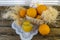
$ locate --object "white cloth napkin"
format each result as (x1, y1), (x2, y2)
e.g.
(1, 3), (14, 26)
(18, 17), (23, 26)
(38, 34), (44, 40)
(12, 21), (38, 40)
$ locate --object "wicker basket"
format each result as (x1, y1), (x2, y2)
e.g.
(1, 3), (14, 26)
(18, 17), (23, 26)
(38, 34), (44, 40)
(26, 15), (44, 25)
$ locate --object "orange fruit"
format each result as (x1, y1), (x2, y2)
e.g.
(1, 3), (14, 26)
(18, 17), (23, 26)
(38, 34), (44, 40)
(36, 15), (41, 19)
(27, 8), (37, 18)
(19, 8), (26, 18)
(37, 5), (47, 15)
(38, 24), (50, 36)
(22, 21), (33, 32)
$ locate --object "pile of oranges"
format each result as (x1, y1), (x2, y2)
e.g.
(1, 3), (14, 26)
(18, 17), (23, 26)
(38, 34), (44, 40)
(19, 5), (47, 19)
(19, 5), (51, 36)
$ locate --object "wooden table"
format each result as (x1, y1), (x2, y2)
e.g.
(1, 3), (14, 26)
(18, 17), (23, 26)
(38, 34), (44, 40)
(0, 6), (60, 40)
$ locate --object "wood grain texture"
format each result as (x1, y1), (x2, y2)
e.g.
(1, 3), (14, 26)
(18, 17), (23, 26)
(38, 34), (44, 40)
(0, 27), (60, 36)
(0, 20), (13, 27)
(0, 35), (20, 40)
(0, 27), (16, 35)
(0, 35), (60, 40)
(32, 34), (60, 40)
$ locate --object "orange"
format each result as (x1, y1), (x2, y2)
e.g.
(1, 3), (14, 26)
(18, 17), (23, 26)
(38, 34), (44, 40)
(37, 5), (47, 15)
(22, 21), (33, 32)
(19, 8), (26, 18)
(38, 24), (50, 36)
(36, 15), (41, 19)
(27, 8), (37, 18)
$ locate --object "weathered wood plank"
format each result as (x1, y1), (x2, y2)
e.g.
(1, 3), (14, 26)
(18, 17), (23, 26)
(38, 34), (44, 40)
(0, 27), (16, 35)
(0, 35), (20, 40)
(0, 27), (60, 36)
(54, 37), (60, 40)
(0, 35), (60, 40)
(50, 28), (60, 36)
(32, 34), (60, 40)
(0, 20), (13, 27)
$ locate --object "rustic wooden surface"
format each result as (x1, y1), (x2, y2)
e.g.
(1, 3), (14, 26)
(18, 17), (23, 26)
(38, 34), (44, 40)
(0, 6), (60, 40)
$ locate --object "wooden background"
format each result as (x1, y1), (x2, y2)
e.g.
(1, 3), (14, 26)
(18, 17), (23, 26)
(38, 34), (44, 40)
(0, 6), (60, 40)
